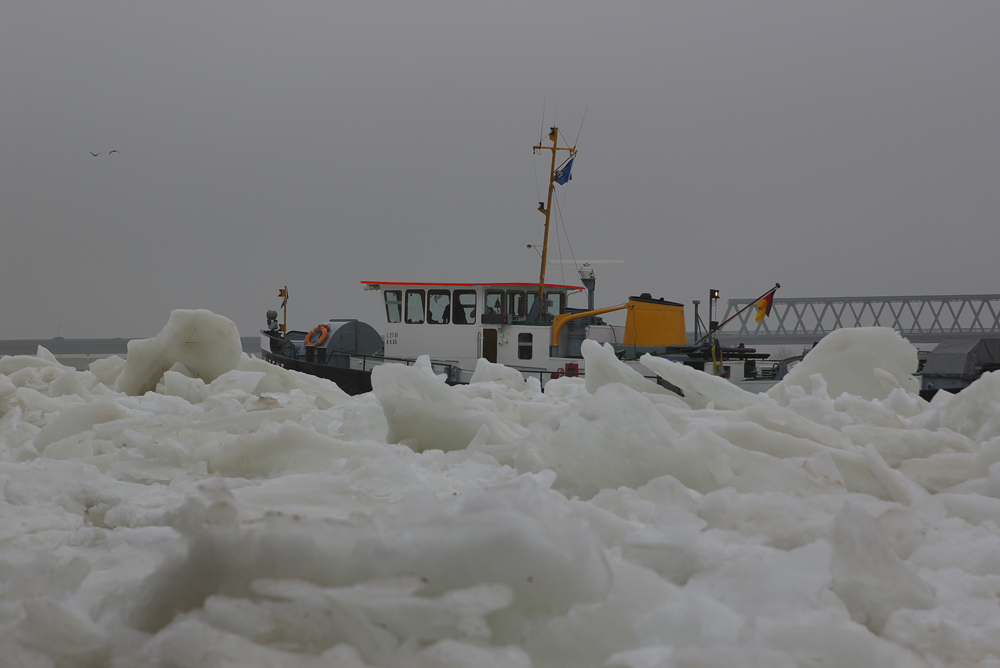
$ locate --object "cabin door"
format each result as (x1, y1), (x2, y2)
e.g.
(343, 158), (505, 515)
(482, 329), (498, 363)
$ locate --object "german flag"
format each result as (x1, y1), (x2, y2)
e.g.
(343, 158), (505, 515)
(755, 289), (776, 323)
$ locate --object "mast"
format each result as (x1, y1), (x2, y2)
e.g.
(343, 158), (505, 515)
(533, 127), (577, 315)
(279, 286), (289, 340)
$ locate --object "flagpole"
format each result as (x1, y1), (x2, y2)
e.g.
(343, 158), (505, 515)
(696, 283), (780, 344)
(533, 128), (577, 318)
(279, 286), (289, 340)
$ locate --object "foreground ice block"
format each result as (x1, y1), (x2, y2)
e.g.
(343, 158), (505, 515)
(515, 383), (841, 498)
(770, 327), (919, 401)
(9, 307), (1000, 666)
(830, 504), (936, 633)
(581, 339), (673, 397)
(641, 352), (767, 410)
(915, 371), (1000, 443)
(372, 362), (526, 452)
(116, 309), (243, 396)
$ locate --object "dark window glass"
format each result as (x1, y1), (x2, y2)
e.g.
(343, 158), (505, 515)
(485, 290), (504, 315)
(405, 290), (425, 324)
(507, 291), (526, 317)
(518, 333), (533, 360)
(452, 290), (477, 324)
(427, 290), (451, 324)
(384, 290), (402, 323)
(548, 292), (565, 315)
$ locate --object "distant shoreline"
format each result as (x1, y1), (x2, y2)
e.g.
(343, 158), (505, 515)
(0, 336), (262, 370)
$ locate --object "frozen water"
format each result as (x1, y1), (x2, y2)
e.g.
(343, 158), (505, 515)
(3, 315), (1000, 666)
(115, 309), (243, 395)
(768, 326), (920, 401)
(373, 361), (527, 452)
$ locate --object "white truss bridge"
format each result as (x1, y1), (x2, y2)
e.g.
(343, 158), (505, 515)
(717, 294), (1000, 345)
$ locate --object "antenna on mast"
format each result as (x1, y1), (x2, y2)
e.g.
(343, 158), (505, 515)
(538, 100), (546, 148)
(573, 106), (588, 148)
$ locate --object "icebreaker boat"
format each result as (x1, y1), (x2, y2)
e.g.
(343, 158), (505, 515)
(359, 278), (692, 385)
(261, 275), (697, 393)
(262, 127), (773, 394)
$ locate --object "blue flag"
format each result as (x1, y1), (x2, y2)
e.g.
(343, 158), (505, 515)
(554, 158), (574, 185)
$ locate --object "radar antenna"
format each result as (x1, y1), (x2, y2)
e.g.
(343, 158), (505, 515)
(550, 260), (623, 310)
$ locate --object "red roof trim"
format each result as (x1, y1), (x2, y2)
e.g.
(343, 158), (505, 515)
(361, 281), (583, 291)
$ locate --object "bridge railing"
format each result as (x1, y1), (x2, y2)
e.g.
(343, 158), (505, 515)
(717, 294), (1000, 344)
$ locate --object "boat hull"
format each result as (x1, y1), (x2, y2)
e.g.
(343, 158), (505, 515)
(261, 349), (373, 395)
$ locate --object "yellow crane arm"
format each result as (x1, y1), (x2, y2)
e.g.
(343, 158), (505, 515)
(551, 304), (628, 346)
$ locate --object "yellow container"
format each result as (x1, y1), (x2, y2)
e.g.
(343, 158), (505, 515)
(624, 294), (686, 346)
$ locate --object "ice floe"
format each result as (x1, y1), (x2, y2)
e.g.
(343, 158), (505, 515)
(3, 311), (1000, 666)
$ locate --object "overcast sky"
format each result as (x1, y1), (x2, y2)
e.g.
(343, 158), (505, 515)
(2, 2), (998, 340)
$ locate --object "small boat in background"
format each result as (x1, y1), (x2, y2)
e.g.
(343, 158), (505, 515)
(260, 314), (383, 395)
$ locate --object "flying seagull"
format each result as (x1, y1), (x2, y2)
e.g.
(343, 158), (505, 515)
(90, 152), (100, 157)
(109, 150), (119, 155)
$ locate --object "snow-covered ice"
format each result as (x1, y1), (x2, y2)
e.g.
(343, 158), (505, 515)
(4, 312), (1000, 666)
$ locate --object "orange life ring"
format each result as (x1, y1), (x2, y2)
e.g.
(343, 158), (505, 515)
(304, 324), (330, 347)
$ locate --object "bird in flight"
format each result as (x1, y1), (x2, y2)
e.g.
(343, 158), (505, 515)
(109, 150), (119, 155)
(90, 152), (100, 157)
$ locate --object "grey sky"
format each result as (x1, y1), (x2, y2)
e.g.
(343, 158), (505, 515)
(2, 2), (998, 340)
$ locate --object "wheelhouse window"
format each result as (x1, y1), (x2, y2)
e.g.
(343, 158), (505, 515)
(453, 290), (477, 325)
(384, 290), (402, 323)
(427, 290), (451, 324)
(548, 291), (565, 315)
(507, 290), (526, 317)
(484, 290), (505, 315)
(518, 333), (533, 360)
(404, 290), (425, 324)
